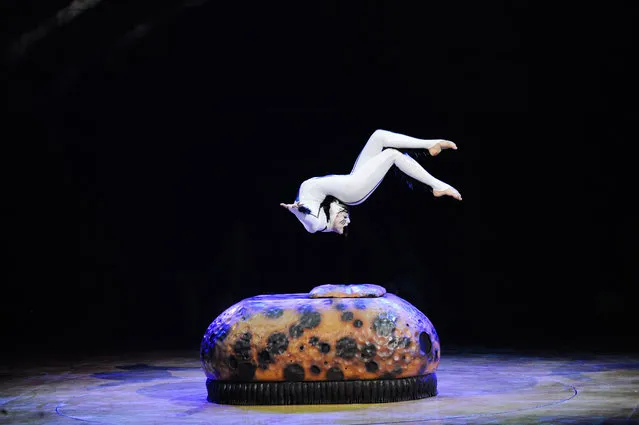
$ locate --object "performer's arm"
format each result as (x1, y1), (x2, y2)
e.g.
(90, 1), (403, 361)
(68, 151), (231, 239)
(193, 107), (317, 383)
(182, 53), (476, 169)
(280, 202), (326, 233)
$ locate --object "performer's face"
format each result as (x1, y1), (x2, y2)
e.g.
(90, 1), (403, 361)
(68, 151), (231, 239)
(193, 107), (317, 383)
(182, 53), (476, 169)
(333, 211), (350, 234)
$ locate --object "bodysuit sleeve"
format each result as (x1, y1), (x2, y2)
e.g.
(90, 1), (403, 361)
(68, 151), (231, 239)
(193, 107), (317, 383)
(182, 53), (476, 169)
(289, 207), (327, 233)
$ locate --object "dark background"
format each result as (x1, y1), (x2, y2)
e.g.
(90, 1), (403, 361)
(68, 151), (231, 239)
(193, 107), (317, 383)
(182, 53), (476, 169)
(2, 1), (637, 359)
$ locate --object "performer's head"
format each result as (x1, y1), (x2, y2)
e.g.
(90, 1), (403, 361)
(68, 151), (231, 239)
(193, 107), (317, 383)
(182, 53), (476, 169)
(325, 198), (350, 235)
(331, 209), (350, 235)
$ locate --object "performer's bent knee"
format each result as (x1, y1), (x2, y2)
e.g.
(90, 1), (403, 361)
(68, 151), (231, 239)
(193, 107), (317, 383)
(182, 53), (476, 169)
(380, 147), (402, 160)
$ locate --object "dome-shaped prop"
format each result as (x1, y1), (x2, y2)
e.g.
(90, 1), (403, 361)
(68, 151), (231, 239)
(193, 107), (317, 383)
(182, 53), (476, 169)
(200, 284), (440, 405)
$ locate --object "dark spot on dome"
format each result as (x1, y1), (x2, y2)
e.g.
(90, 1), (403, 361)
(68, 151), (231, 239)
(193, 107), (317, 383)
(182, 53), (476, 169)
(372, 314), (396, 337)
(322, 299), (333, 306)
(419, 332), (432, 355)
(298, 304), (314, 313)
(289, 324), (304, 339)
(233, 333), (252, 360)
(228, 356), (238, 369)
(257, 350), (272, 370)
(263, 307), (284, 319)
(324, 361), (328, 365)
(319, 342), (331, 354)
(353, 319), (363, 328)
(236, 362), (256, 381)
(354, 300), (367, 310)
(326, 367), (344, 380)
(284, 364), (305, 381)
(335, 303), (347, 311)
(341, 311), (354, 321)
(365, 361), (379, 373)
(299, 345), (304, 351)
(299, 311), (321, 329)
(217, 329), (228, 341)
(361, 343), (377, 359)
(309, 336), (319, 346)
(267, 332), (289, 355)
(392, 366), (403, 375)
(335, 337), (358, 359)
(310, 365), (321, 375)
(388, 336), (411, 350)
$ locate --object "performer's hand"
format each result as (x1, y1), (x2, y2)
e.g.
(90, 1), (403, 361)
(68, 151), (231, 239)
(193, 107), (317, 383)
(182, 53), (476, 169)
(280, 201), (302, 210)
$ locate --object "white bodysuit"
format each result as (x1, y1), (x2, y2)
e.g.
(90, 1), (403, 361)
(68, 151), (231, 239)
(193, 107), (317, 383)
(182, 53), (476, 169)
(289, 129), (454, 233)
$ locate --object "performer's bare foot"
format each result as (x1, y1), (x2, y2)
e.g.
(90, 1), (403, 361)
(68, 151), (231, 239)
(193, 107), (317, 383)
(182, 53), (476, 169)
(433, 186), (462, 201)
(429, 140), (457, 157)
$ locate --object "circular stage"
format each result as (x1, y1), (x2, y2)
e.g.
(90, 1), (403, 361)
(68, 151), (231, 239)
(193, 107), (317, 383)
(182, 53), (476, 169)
(1, 350), (638, 424)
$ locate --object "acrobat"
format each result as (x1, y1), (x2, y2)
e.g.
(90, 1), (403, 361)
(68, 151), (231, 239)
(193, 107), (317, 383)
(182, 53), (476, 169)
(280, 129), (461, 234)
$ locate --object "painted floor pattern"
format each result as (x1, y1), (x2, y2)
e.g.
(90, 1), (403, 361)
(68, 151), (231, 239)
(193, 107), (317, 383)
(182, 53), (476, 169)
(1, 350), (637, 424)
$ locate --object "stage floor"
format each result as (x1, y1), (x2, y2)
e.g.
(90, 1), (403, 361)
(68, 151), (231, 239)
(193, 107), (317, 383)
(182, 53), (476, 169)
(1, 349), (637, 424)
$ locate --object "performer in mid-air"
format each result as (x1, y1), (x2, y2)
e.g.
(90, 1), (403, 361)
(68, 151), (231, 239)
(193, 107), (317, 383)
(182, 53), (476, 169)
(280, 129), (462, 235)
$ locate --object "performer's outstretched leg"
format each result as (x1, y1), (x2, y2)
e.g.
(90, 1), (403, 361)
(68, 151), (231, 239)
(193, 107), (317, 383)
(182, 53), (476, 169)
(350, 129), (457, 174)
(316, 148), (461, 206)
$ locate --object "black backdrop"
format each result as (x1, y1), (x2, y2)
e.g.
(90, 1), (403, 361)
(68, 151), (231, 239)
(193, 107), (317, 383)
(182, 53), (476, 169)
(2, 2), (637, 359)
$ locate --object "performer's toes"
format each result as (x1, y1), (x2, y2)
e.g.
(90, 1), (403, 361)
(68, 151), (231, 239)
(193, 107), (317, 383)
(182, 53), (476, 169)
(429, 140), (457, 156)
(433, 187), (462, 201)
(442, 140), (457, 150)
